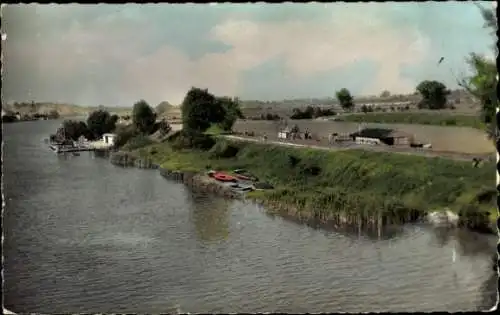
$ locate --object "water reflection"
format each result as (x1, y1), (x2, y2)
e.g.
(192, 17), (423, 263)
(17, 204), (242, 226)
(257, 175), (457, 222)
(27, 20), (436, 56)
(188, 192), (231, 244)
(429, 226), (495, 257)
(264, 211), (405, 241)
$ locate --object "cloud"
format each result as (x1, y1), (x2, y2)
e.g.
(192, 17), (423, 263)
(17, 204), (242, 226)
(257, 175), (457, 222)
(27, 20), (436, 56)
(1, 3), (493, 106)
(122, 6), (430, 104)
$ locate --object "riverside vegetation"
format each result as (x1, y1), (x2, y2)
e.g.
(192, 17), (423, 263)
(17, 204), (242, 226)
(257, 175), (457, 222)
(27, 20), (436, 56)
(126, 135), (495, 233)
(110, 87), (496, 234)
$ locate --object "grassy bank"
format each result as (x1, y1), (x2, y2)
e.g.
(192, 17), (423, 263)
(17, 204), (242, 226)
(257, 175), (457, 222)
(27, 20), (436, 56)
(129, 136), (495, 231)
(337, 112), (483, 129)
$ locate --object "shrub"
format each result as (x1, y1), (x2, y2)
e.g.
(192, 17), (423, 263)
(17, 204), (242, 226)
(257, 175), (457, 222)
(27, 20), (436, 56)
(114, 124), (139, 148)
(123, 134), (155, 151)
(209, 140), (240, 158)
(169, 130), (216, 150)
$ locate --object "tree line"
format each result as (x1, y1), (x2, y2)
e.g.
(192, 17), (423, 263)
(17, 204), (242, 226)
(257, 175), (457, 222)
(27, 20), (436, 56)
(54, 101), (170, 146)
(54, 87), (243, 149)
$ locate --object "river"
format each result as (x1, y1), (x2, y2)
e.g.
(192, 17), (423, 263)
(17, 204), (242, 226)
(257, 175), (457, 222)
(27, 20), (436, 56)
(3, 120), (497, 313)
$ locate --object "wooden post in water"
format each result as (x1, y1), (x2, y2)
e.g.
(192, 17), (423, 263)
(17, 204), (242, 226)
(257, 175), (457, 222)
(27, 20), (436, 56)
(377, 211), (382, 240)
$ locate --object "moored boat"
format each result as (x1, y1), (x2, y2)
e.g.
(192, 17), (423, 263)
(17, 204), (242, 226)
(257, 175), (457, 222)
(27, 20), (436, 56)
(213, 172), (237, 182)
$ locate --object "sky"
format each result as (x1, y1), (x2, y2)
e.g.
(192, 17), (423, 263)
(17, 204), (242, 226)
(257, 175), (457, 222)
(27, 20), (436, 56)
(1, 2), (495, 107)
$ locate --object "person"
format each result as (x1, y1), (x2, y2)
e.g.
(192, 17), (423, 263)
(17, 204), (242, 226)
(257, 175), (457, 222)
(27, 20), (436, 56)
(328, 133), (335, 145)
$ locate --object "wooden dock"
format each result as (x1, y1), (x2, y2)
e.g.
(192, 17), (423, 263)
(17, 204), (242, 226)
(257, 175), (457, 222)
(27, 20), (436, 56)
(49, 141), (113, 154)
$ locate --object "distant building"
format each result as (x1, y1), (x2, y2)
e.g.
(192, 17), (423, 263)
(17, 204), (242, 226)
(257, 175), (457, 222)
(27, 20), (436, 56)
(351, 128), (414, 146)
(278, 127), (292, 139)
(102, 133), (117, 146)
(355, 136), (381, 145)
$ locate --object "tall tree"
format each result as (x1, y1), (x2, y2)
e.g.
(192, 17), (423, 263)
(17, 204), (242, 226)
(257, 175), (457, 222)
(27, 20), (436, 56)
(86, 109), (116, 138)
(336, 88), (355, 111)
(459, 3), (497, 138)
(181, 87), (225, 132)
(416, 80), (450, 110)
(132, 100), (156, 134)
(216, 96), (243, 131)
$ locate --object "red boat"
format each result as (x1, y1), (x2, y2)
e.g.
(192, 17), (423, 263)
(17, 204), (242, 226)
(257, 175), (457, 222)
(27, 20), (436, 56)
(213, 172), (237, 182)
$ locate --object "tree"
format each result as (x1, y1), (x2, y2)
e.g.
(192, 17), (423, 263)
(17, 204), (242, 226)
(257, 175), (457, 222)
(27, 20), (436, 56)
(217, 96), (243, 131)
(47, 109), (60, 119)
(155, 101), (173, 116)
(132, 100), (156, 134)
(380, 90), (391, 98)
(415, 80), (450, 110)
(459, 4), (497, 138)
(86, 109), (117, 139)
(60, 120), (93, 141)
(181, 87), (225, 132)
(336, 88), (354, 111)
(157, 119), (172, 137)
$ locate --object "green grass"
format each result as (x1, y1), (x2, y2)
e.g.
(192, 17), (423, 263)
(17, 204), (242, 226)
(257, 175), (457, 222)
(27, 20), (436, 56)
(204, 124), (234, 136)
(337, 112), (484, 129)
(132, 137), (495, 230)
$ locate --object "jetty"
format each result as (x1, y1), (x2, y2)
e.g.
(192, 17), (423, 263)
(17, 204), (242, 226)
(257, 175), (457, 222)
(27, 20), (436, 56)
(48, 133), (117, 154)
(49, 141), (114, 153)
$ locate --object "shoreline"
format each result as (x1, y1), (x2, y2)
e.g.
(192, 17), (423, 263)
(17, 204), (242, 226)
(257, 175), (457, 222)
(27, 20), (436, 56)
(108, 148), (497, 235)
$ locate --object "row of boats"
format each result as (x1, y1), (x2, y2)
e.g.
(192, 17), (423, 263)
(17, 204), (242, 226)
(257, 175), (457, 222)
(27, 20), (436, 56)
(207, 169), (274, 192)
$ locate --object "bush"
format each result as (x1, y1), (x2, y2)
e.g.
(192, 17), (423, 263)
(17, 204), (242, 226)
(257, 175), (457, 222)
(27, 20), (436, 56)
(115, 125), (139, 148)
(209, 140), (240, 158)
(123, 134), (155, 151)
(169, 130), (216, 150)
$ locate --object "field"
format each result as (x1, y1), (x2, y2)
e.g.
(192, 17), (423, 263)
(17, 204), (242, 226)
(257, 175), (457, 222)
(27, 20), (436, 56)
(232, 120), (494, 155)
(240, 89), (480, 118)
(336, 112), (483, 129)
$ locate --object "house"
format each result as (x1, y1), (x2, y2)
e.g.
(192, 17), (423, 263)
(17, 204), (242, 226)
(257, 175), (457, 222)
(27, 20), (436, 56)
(385, 130), (413, 146)
(102, 133), (117, 146)
(355, 136), (381, 145)
(278, 127), (292, 139)
(351, 128), (414, 146)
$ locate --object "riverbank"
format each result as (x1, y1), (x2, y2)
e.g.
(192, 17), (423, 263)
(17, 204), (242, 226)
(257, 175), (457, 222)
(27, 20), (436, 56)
(109, 135), (496, 234)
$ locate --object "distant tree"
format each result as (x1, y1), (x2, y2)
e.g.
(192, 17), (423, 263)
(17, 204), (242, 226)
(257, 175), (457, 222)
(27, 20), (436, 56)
(336, 88), (355, 111)
(132, 100), (156, 134)
(155, 101), (173, 116)
(86, 109), (117, 139)
(416, 80), (450, 110)
(60, 120), (93, 141)
(290, 108), (313, 119)
(361, 105), (369, 113)
(157, 119), (172, 136)
(217, 96), (244, 131)
(380, 90), (391, 98)
(265, 113), (280, 120)
(47, 109), (60, 119)
(181, 87), (225, 132)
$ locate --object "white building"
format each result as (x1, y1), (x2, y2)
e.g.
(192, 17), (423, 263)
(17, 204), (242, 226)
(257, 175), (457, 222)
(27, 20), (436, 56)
(102, 133), (117, 146)
(278, 127), (292, 139)
(355, 136), (381, 145)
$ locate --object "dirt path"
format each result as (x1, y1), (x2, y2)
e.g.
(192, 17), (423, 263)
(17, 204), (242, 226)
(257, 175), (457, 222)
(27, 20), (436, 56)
(223, 135), (494, 162)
